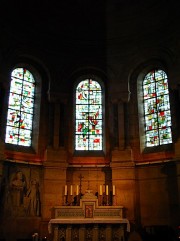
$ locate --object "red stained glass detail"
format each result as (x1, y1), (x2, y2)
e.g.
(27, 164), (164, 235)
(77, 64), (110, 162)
(78, 123), (83, 132)
(160, 111), (164, 116)
(78, 94), (83, 99)
(94, 139), (100, 143)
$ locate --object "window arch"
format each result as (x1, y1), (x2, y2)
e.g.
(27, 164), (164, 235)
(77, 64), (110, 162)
(143, 69), (172, 147)
(5, 67), (35, 146)
(75, 78), (103, 151)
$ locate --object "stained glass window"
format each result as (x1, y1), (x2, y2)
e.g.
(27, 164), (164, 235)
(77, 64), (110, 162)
(143, 69), (172, 147)
(5, 68), (35, 146)
(75, 79), (103, 151)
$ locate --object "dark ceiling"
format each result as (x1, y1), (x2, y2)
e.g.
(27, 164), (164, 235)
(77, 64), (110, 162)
(0, 0), (180, 57)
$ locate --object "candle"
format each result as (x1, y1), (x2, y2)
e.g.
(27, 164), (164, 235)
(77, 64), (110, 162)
(100, 185), (102, 195)
(65, 185), (67, 195)
(70, 185), (73, 195)
(113, 185), (115, 195)
(106, 185), (108, 195)
(76, 185), (79, 195)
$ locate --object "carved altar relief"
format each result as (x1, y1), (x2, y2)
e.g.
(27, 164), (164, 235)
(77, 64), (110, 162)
(1, 167), (41, 217)
(10, 171), (27, 207)
(85, 205), (93, 218)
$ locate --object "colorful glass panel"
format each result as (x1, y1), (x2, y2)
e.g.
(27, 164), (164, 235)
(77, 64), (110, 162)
(143, 69), (172, 147)
(5, 68), (35, 146)
(75, 79), (103, 151)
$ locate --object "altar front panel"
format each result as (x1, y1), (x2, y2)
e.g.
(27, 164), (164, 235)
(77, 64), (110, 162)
(51, 222), (126, 241)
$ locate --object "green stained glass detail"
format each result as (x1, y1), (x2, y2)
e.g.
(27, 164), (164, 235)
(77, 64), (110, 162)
(75, 79), (103, 151)
(5, 68), (35, 146)
(143, 69), (172, 147)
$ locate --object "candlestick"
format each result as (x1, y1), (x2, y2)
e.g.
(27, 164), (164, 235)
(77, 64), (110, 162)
(70, 185), (73, 195)
(65, 185), (67, 196)
(106, 185), (108, 195)
(113, 185), (115, 196)
(100, 185), (102, 196)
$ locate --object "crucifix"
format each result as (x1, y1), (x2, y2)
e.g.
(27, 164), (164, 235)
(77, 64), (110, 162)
(78, 174), (84, 194)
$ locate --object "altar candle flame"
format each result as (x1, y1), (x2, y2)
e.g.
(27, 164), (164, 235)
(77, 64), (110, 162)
(76, 185), (79, 195)
(100, 185), (102, 195)
(65, 185), (67, 195)
(106, 185), (108, 195)
(113, 185), (115, 195)
(70, 185), (73, 195)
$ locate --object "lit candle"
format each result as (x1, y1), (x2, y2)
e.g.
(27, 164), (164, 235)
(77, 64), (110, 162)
(76, 185), (79, 195)
(70, 185), (73, 195)
(65, 185), (67, 195)
(100, 185), (102, 195)
(106, 185), (108, 195)
(113, 185), (115, 196)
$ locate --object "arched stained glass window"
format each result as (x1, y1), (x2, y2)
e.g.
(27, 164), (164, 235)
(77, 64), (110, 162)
(5, 67), (35, 146)
(143, 69), (172, 147)
(75, 79), (103, 151)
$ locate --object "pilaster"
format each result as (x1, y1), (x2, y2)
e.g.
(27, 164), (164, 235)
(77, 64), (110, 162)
(93, 224), (99, 241)
(79, 225), (85, 240)
(106, 224), (112, 240)
(66, 225), (72, 241)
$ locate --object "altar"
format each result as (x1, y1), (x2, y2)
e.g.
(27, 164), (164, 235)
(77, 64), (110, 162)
(48, 191), (130, 241)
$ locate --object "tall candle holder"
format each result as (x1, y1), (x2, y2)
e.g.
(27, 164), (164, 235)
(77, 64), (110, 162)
(99, 194), (102, 206)
(112, 195), (116, 206)
(106, 194), (109, 206)
(64, 185), (68, 205)
(69, 185), (73, 205)
(64, 194), (68, 205)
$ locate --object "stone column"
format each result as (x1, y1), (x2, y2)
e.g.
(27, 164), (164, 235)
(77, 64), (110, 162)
(53, 103), (60, 149)
(175, 85), (180, 158)
(112, 100), (125, 149)
(118, 101), (125, 150)
(177, 162), (180, 225)
(0, 138), (5, 160)
(0, 139), (5, 214)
